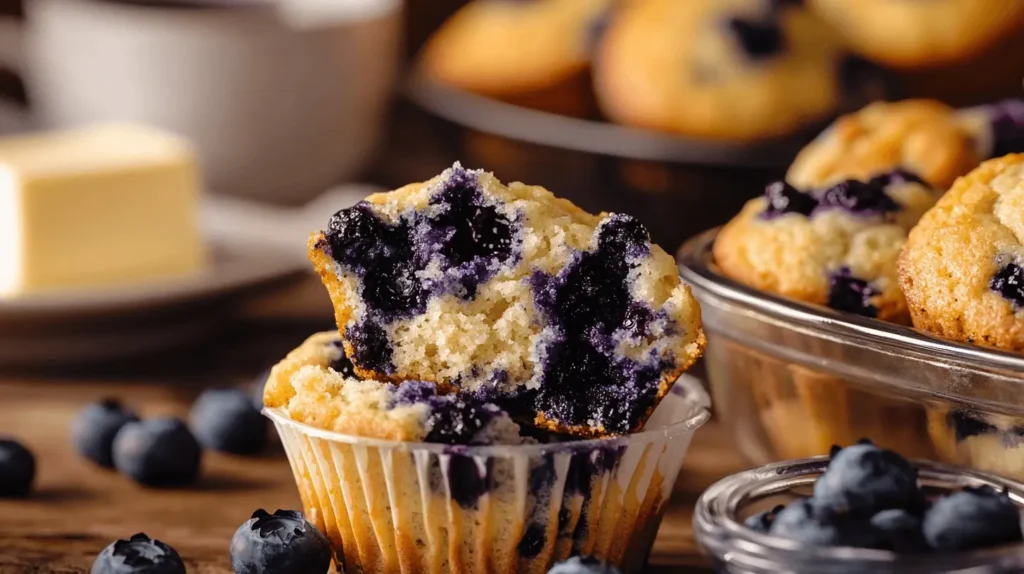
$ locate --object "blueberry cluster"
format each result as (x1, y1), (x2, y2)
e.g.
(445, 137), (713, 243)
(744, 441), (1024, 552)
(759, 170), (922, 220)
(71, 383), (270, 488)
(990, 262), (1024, 310)
(324, 167), (519, 374)
(91, 508), (330, 574)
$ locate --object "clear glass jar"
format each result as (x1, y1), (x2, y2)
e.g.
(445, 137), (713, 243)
(677, 228), (1024, 480)
(693, 457), (1024, 573)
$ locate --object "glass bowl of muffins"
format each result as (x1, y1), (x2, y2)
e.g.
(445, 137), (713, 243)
(677, 96), (1024, 481)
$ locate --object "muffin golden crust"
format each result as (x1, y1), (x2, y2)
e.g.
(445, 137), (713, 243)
(421, 0), (612, 96)
(308, 163), (704, 437)
(807, 0), (1024, 68)
(899, 154), (1024, 351)
(714, 172), (938, 322)
(593, 0), (845, 140)
(786, 100), (980, 191)
(263, 332), (524, 444)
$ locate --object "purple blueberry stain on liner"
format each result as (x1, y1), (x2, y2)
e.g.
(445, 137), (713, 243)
(990, 261), (1024, 310)
(827, 267), (878, 318)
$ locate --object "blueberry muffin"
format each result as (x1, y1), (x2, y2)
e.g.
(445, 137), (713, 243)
(593, 0), (847, 140)
(899, 154), (1024, 477)
(715, 170), (938, 323)
(263, 332), (524, 445)
(264, 333), (707, 573)
(899, 154), (1024, 349)
(308, 163), (704, 437)
(421, 0), (613, 112)
(786, 99), (980, 191)
(807, 0), (1024, 68)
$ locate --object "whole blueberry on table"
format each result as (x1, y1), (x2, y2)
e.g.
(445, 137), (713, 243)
(72, 398), (139, 468)
(769, 498), (883, 548)
(230, 509), (331, 574)
(0, 438), (34, 497)
(190, 387), (267, 456)
(923, 485), (1023, 551)
(870, 508), (928, 553)
(814, 441), (922, 515)
(547, 556), (623, 574)
(744, 504), (785, 533)
(112, 418), (201, 487)
(91, 533), (185, 574)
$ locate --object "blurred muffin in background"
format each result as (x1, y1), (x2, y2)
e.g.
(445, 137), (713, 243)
(807, 0), (1024, 69)
(592, 0), (850, 141)
(421, 0), (614, 115)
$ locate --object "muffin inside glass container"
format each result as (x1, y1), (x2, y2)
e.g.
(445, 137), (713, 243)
(694, 456), (1024, 574)
(678, 228), (1024, 477)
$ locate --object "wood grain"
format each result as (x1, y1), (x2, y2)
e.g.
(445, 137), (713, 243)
(0, 374), (745, 573)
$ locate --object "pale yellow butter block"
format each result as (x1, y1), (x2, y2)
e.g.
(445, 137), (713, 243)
(0, 124), (205, 297)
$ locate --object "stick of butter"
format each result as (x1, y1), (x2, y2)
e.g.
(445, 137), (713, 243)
(0, 123), (206, 297)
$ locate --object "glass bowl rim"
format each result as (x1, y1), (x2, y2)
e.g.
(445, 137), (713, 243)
(693, 455), (1024, 569)
(676, 227), (1024, 374)
(263, 376), (711, 456)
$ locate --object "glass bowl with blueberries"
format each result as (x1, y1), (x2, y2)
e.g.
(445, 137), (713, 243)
(694, 441), (1024, 574)
(677, 224), (1024, 480)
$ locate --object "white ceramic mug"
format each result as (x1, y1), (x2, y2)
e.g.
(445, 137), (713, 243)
(0, 0), (402, 204)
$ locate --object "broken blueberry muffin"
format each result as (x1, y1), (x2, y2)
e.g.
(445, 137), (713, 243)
(308, 163), (704, 437)
(263, 332), (524, 445)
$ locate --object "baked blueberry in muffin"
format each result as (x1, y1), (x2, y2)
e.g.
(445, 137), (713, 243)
(715, 169), (938, 322)
(308, 163), (704, 436)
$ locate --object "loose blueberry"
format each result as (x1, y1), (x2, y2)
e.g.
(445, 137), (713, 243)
(871, 508), (928, 553)
(923, 486), (1023, 551)
(112, 418), (201, 487)
(827, 267), (878, 318)
(760, 180), (816, 219)
(990, 262), (1024, 310)
(0, 438), (34, 498)
(769, 498), (883, 548)
(91, 533), (185, 574)
(744, 504), (785, 533)
(72, 399), (139, 468)
(547, 555), (623, 574)
(230, 509), (331, 574)
(191, 387), (267, 456)
(724, 15), (786, 60)
(814, 442), (922, 515)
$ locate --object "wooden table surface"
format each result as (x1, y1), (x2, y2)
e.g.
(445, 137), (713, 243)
(0, 329), (747, 573)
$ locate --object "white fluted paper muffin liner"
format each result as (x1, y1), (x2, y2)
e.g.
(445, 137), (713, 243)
(265, 377), (710, 574)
